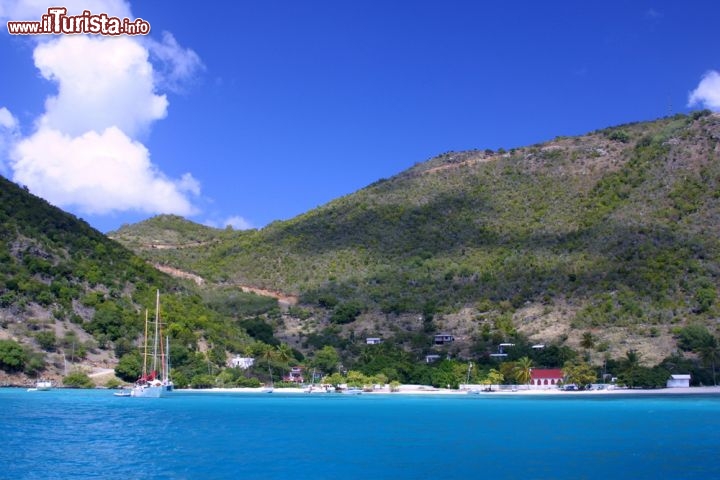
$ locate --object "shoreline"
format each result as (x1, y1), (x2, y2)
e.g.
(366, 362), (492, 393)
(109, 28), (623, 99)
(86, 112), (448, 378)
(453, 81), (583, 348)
(178, 385), (720, 396)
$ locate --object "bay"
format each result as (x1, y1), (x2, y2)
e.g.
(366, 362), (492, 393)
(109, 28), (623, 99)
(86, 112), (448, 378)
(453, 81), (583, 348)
(1, 388), (719, 479)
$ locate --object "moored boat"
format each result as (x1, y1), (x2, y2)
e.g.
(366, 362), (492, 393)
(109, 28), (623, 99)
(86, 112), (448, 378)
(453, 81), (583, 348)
(27, 379), (52, 392)
(128, 290), (172, 398)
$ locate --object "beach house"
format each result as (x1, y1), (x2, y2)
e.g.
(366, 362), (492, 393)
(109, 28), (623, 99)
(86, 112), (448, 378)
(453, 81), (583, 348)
(229, 356), (254, 369)
(530, 368), (564, 388)
(284, 366), (305, 383)
(666, 374), (691, 388)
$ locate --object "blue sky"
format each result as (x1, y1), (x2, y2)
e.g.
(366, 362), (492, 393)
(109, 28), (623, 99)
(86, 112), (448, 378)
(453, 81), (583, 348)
(1, 1), (719, 233)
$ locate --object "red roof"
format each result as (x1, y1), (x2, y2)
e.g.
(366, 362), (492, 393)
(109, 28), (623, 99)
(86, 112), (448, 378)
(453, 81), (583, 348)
(530, 368), (563, 380)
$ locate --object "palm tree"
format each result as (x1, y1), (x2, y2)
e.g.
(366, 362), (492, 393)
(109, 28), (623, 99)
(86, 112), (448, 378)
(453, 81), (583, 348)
(580, 331), (595, 350)
(275, 343), (294, 379)
(258, 344), (276, 381)
(624, 349), (640, 369)
(621, 349), (641, 388)
(513, 356), (533, 389)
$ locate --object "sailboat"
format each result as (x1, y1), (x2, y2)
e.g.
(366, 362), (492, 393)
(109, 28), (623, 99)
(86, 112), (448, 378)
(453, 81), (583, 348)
(130, 290), (173, 398)
(27, 378), (52, 391)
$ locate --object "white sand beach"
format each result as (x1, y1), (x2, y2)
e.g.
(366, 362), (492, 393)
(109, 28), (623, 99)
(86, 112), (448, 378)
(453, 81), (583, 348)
(180, 384), (720, 396)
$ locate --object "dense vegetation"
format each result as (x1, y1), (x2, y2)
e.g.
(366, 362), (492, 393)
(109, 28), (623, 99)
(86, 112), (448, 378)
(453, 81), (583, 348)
(3, 112), (720, 390)
(112, 112), (720, 366)
(0, 177), (282, 386)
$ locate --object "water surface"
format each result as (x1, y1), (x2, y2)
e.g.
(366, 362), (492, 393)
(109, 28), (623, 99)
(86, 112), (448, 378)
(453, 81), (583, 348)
(1, 389), (718, 479)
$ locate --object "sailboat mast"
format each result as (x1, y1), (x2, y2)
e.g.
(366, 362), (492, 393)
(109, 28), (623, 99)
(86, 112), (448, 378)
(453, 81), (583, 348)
(165, 335), (170, 382)
(152, 289), (160, 374)
(142, 309), (149, 379)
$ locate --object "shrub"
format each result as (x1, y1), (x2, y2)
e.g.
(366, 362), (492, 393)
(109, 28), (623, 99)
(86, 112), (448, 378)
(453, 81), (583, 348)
(0, 340), (27, 372)
(63, 370), (94, 388)
(330, 301), (363, 324)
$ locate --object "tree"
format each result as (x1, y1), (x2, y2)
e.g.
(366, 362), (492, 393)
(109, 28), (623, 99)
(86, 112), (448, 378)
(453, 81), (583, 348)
(562, 360), (597, 388)
(115, 352), (142, 382)
(323, 372), (345, 387)
(346, 370), (370, 388)
(0, 340), (27, 372)
(698, 336), (719, 386)
(330, 301), (363, 324)
(513, 356), (533, 387)
(677, 325), (714, 351)
(624, 349), (641, 369)
(580, 331), (595, 350)
(483, 369), (504, 391)
(313, 346), (340, 374)
(258, 343), (276, 368)
(35, 331), (57, 352)
(618, 366), (669, 389)
(275, 343), (294, 378)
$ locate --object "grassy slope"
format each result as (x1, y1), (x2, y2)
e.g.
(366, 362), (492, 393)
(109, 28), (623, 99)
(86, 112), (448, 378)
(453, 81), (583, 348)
(111, 112), (720, 362)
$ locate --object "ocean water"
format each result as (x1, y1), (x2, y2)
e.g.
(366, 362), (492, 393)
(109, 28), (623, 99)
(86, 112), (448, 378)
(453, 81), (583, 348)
(1, 389), (719, 479)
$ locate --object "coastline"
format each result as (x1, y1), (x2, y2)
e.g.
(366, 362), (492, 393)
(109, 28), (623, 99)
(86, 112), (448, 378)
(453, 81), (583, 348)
(178, 384), (720, 396)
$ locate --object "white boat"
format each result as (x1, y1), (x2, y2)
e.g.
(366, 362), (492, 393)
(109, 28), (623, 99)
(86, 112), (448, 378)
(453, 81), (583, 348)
(27, 379), (52, 391)
(129, 290), (173, 398)
(342, 388), (362, 395)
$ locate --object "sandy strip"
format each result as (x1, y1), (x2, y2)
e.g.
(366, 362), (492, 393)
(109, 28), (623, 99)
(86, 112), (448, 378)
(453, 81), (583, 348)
(178, 385), (720, 396)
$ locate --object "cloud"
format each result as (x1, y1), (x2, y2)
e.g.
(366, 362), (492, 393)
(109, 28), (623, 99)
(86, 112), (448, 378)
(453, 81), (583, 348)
(34, 35), (168, 138)
(688, 70), (720, 111)
(2, 0), (205, 219)
(205, 215), (255, 230)
(0, 107), (18, 130)
(146, 31), (205, 93)
(11, 126), (199, 215)
(0, 107), (19, 174)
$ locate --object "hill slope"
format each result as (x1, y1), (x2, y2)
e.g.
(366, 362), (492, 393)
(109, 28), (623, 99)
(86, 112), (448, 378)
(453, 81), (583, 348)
(111, 112), (720, 364)
(0, 177), (264, 386)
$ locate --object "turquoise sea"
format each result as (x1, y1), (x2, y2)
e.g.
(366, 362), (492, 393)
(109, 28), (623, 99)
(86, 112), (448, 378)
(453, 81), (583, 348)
(1, 388), (719, 479)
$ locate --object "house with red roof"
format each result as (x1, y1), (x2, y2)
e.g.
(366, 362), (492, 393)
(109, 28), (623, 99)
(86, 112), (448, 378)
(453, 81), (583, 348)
(530, 368), (564, 389)
(283, 366), (305, 383)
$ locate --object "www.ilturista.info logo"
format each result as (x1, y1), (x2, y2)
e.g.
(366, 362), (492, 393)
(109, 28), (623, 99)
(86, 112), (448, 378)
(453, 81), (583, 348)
(7, 7), (150, 35)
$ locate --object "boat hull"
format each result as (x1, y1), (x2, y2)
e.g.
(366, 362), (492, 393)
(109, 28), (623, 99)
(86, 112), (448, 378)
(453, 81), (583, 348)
(130, 385), (164, 398)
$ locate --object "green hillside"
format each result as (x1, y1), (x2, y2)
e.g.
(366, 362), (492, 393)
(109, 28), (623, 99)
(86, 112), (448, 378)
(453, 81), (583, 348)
(0, 177), (277, 387)
(111, 112), (720, 370)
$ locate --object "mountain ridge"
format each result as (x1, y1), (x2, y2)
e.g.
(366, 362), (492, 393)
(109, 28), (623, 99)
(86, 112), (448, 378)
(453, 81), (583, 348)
(110, 111), (720, 364)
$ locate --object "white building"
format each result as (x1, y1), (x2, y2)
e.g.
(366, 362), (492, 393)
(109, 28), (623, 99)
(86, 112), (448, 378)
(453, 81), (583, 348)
(230, 356), (255, 369)
(666, 374), (691, 388)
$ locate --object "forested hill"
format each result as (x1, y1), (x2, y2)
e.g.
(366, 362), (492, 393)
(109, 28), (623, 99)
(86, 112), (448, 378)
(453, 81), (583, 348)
(0, 176), (264, 385)
(111, 112), (720, 363)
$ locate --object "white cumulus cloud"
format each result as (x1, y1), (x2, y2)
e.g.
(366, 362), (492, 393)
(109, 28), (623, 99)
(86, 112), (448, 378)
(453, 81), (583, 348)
(2, 0), (205, 219)
(688, 70), (720, 111)
(11, 126), (199, 215)
(34, 35), (168, 138)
